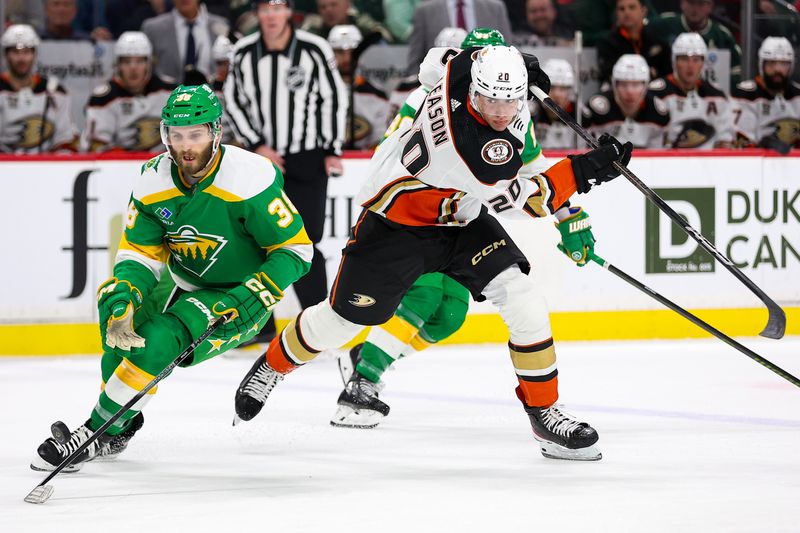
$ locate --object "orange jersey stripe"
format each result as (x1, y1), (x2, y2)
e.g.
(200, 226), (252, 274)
(540, 158), (578, 210)
(381, 187), (461, 226)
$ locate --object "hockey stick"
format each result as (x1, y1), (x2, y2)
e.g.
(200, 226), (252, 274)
(530, 84), (786, 339)
(24, 313), (233, 505)
(583, 249), (799, 389)
(38, 76), (59, 154)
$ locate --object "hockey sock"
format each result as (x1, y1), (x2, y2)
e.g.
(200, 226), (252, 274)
(356, 315), (419, 382)
(91, 358), (158, 435)
(509, 338), (558, 407)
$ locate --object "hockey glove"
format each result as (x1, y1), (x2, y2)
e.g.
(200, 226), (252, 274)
(97, 277), (145, 352)
(521, 52), (551, 96)
(556, 207), (595, 267)
(211, 273), (282, 339)
(569, 133), (633, 194)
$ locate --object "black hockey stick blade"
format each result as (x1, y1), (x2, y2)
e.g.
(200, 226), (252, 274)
(530, 85), (786, 340)
(586, 251), (799, 388)
(24, 313), (232, 504)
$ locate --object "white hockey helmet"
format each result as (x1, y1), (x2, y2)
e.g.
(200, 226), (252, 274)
(1, 24), (40, 50)
(612, 54), (650, 84)
(758, 36), (794, 77)
(212, 35), (234, 62)
(542, 58), (574, 87)
(115, 31), (152, 59)
(434, 27), (468, 48)
(470, 45), (528, 100)
(327, 24), (363, 51)
(672, 32), (707, 63)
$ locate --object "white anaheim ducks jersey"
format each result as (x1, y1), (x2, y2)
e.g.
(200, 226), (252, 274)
(0, 73), (78, 153)
(731, 77), (800, 148)
(530, 100), (579, 149)
(356, 49), (574, 227)
(582, 90), (670, 148)
(649, 75), (734, 148)
(83, 76), (175, 152)
(347, 77), (392, 150)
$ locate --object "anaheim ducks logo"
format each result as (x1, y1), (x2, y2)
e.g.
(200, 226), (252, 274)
(10, 117), (54, 149)
(166, 225), (228, 277)
(349, 293), (376, 307)
(769, 118), (800, 145)
(131, 117), (163, 151)
(481, 139), (513, 165)
(348, 115), (371, 143)
(674, 119), (716, 148)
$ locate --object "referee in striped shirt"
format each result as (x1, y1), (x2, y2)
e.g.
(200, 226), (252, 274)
(225, 0), (347, 314)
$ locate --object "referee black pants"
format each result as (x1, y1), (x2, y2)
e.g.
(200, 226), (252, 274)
(283, 149), (329, 309)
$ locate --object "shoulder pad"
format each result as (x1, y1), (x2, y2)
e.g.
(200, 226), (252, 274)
(589, 94), (611, 115)
(92, 82), (111, 97)
(419, 47), (457, 89)
(736, 80), (757, 92)
(649, 78), (667, 91)
(209, 146), (279, 200)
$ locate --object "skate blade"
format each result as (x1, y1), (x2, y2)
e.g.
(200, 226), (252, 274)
(232, 415), (243, 427)
(24, 485), (54, 504)
(29, 456), (81, 473)
(329, 404), (384, 429)
(536, 440), (602, 461)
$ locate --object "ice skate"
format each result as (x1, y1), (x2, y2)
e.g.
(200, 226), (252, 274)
(330, 373), (390, 429)
(95, 412), (145, 461)
(337, 343), (363, 385)
(523, 404), (601, 461)
(31, 420), (109, 472)
(233, 354), (284, 425)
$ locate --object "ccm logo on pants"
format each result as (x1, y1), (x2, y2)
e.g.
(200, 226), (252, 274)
(472, 240), (507, 265)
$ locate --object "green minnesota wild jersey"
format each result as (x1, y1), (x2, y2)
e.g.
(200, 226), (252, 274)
(115, 144), (313, 296)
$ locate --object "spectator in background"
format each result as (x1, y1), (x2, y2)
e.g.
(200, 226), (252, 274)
(511, 0), (574, 47)
(406, 0), (512, 70)
(209, 35), (240, 145)
(301, 0), (394, 42)
(382, 0), (421, 43)
(40, 0), (93, 40)
(5, 0), (45, 30)
(648, 0), (742, 85)
(74, 0), (113, 41)
(732, 37), (800, 152)
(0, 25), (79, 153)
(649, 32), (733, 148)
(583, 53), (669, 147)
(142, 0), (230, 82)
(83, 32), (175, 152)
(328, 25), (391, 149)
(597, 0), (671, 84)
(106, 0), (172, 39)
(532, 58), (579, 148)
(567, 0), (660, 46)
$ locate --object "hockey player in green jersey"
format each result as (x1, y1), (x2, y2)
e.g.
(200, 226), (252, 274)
(31, 84), (313, 472)
(329, 28), (598, 430)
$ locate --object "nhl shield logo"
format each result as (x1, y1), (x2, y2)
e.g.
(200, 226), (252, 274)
(286, 65), (307, 90)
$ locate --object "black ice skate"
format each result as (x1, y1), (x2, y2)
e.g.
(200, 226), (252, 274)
(96, 412), (145, 461)
(31, 420), (109, 473)
(233, 354), (284, 425)
(523, 404), (602, 461)
(337, 343), (363, 386)
(330, 373), (390, 429)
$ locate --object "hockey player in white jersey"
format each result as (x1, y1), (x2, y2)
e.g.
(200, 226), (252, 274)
(649, 32), (734, 149)
(532, 58), (578, 149)
(329, 25), (392, 150)
(0, 24), (78, 153)
(210, 35), (239, 146)
(233, 45), (634, 462)
(732, 36), (799, 152)
(83, 31), (175, 152)
(583, 54), (670, 148)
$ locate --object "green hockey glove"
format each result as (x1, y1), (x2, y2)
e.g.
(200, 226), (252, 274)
(97, 277), (146, 351)
(556, 207), (595, 267)
(211, 273), (282, 339)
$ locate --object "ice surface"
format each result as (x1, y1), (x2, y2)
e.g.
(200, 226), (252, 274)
(2, 338), (799, 532)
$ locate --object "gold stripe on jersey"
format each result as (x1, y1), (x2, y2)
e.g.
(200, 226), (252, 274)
(140, 187), (184, 206)
(438, 191), (466, 225)
(203, 184), (243, 203)
(117, 234), (169, 265)
(263, 226), (313, 253)
(363, 176), (428, 214)
(522, 175), (553, 218)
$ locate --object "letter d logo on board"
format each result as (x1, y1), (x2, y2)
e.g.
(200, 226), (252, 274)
(645, 188), (716, 274)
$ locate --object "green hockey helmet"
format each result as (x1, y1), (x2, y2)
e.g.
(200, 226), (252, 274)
(460, 27), (507, 49)
(160, 84), (223, 153)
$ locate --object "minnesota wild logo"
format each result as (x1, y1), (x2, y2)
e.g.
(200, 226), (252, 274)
(166, 225), (227, 277)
